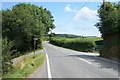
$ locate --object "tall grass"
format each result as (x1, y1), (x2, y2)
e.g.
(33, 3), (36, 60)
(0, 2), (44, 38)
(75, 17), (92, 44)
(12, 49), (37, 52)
(3, 53), (45, 78)
(50, 37), (103, 52)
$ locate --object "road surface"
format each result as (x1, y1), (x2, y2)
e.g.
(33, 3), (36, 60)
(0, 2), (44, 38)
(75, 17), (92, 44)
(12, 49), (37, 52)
(43, 42), (119, 78)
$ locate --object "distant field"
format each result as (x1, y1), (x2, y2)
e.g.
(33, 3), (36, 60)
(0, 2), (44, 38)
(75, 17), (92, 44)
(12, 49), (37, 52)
(50, 37), (103, 52)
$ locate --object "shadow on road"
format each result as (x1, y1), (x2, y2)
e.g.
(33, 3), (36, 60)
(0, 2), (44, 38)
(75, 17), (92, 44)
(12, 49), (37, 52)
(68, 55), (119, 72)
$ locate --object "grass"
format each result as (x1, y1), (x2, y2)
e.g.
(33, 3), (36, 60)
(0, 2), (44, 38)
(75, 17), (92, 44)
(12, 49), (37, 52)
(3, 53), (45, 78)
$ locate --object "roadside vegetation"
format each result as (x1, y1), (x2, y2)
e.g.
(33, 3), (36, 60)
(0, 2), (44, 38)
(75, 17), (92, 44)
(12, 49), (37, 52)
(3, 53), (45, 78)
(1, 1), (119, 77)
(49, 2), (120, 61)
(95, 2), (119, 59)
(50, 37), (103, 52)
(2, 3), (54, 75)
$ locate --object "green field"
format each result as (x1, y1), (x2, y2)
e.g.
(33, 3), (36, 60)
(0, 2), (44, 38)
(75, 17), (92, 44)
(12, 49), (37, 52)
(50, 37), (103, 52)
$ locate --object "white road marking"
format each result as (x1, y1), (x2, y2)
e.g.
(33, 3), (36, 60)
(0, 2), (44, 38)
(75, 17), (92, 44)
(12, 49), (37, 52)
(79, 58), (91, 64)
(44, 48), (52, 79)
(100, 57), (119, 64)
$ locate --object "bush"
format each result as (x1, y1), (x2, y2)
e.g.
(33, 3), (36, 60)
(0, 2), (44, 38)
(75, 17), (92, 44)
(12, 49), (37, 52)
(2, 38), (13, 74)
(50, 37), (100, 52)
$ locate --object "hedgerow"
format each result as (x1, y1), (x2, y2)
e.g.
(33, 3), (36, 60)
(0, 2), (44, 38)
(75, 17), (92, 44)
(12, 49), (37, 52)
(50, 37), (101, 52)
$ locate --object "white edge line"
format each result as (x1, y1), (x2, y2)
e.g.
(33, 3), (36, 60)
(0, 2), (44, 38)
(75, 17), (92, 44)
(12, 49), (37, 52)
(44, 48), (52, 78)
(79, 58), (91, 64)
(99, 57), (120, 64)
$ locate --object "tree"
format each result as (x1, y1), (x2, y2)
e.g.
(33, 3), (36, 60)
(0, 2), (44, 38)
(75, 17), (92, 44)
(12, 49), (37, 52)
(96, 2), (119, 36)
(95, 2), (119, 59)
(2, 3), (55, 52)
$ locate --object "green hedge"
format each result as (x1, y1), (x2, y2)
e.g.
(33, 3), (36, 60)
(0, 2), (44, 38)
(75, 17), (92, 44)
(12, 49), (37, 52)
(50, 37), (102, 52)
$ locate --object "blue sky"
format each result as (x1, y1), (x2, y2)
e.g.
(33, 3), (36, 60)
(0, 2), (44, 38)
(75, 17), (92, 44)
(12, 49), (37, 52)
(2, 2), (105, 37)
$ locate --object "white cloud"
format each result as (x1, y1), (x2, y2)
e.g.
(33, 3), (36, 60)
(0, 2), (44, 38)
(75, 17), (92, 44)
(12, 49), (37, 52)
(73, 6), (99, 21)
(64, 4), (72, 12)
(64, 4), (77, 12)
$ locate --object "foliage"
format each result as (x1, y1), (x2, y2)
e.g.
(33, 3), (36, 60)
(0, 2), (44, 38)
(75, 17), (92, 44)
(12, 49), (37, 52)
(0, 10), (1, 66)
(95, 2), (119, 36)
(2, 3), (55, 52)
(0, 11), (1, 37)
(50, 37), (102, 52)
(43, 35), (50, 41)
(95, 2), (119, 59)
(2, 3), (54, 75)
(3, 53), (45, 78)
(2, 38), (13, 74)
(100, 34), (119, 59)
(53, 33), (81, 38)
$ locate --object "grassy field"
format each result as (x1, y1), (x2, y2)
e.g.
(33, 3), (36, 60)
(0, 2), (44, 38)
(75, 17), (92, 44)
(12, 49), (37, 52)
(3, 53), (45, 78)
(50, 37), (103, 52)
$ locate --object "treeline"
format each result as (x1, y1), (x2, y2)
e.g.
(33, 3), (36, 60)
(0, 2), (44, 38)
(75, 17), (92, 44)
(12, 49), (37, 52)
(50, 37), (102, 52)
(2, 3), (54, 74)
(52, 34), (98, 38)
(51, 33), (82, 38)
(95, 2), (120, 59)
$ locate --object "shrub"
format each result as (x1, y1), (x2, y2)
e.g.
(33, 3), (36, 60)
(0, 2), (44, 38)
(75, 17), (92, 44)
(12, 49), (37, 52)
(50, 37), (99, 52)
(2, 38), (13, 74)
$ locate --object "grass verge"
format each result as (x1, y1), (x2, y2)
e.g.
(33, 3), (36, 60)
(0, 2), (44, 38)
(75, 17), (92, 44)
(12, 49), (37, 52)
(3, 53), (45, 78)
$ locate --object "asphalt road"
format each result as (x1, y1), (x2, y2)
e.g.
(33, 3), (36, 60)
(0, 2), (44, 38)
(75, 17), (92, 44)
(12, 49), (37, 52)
(43, 42), (119, 78)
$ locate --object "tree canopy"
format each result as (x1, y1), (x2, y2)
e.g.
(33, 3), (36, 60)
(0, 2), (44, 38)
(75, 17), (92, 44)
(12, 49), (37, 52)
(2, 3), (55, 51)
(2, 3), (55, 74)
(95, 2), (120, 36)
(95, 2), (119, 59)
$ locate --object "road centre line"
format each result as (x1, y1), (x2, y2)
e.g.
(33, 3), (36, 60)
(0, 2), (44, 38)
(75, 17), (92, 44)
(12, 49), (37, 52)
(79, 58), (91, 64)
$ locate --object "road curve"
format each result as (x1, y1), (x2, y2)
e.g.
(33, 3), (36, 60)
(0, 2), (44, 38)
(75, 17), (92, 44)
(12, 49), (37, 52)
(43, 42), (119, 78)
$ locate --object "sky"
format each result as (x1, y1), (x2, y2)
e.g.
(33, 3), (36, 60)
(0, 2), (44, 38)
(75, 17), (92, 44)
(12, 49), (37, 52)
(1, 1), (118, 37)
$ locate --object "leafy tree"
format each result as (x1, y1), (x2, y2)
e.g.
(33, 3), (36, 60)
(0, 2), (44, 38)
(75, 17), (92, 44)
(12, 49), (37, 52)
(96, 2), (119, 36)
(95, 2), (119, 59)
(2, 3), (55, 52)
(2, 3), (55, 74)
